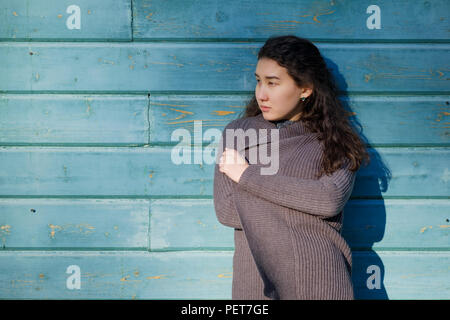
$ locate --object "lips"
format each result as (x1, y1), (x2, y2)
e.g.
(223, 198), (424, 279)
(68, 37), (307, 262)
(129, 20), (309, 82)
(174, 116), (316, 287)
(260, 105), (271, 111)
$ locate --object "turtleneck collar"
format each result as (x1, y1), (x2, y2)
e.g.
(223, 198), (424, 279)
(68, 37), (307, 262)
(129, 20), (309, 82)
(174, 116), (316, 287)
(268, 118), (293, 128)
(254, 113), (310, 136)
(237, 113), (312, 150)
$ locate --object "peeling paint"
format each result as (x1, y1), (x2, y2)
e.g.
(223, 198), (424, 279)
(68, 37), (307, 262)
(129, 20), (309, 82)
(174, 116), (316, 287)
(146, 275), (167, 279)
(364, 74), (373, 82)
(98, 58), (115, 65)
(313, 10), (335, 23)
(197, 220), (206, 227)
(218, 272), (232, 278)
(48, 224), (62, 238)
(165, 109), (194, 121)
(165, 119), (226, 126)
(419, 224), (449, 233)
(85, 100), (92, 116)
(435, 111), (449, 122)
(212, 110), (235, 116)
(0, 225), (11, 234)
(151, 102), (189, 108)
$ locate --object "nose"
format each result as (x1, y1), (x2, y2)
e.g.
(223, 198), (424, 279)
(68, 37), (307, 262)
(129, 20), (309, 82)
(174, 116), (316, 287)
(256, 84), (268, 102)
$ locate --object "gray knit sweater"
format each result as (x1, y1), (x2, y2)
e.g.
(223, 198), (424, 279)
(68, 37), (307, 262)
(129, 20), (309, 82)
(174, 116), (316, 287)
(213, 113), (357, 300)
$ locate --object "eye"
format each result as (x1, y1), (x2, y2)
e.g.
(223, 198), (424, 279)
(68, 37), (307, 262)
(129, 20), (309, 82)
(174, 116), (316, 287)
(268, 82), (277, 86)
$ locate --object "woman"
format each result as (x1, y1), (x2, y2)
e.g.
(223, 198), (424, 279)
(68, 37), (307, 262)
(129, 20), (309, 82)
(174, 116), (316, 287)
(213, 35), (370, 300)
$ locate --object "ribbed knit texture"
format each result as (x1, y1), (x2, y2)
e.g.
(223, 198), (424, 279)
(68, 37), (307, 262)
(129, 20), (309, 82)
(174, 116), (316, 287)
(213, 113), (356, 300)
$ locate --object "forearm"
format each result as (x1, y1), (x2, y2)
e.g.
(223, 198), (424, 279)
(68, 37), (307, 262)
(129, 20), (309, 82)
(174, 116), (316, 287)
(236, 162), (356, 218)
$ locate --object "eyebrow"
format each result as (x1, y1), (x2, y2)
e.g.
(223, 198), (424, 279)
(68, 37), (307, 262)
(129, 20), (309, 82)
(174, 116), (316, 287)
(254, 73), (280, 80)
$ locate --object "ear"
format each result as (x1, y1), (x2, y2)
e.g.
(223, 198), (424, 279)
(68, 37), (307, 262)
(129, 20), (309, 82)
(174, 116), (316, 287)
(300, 87), (313, 99)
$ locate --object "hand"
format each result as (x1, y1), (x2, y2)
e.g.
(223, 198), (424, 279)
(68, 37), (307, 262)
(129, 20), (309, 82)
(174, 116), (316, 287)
(218, 148), (249, 183)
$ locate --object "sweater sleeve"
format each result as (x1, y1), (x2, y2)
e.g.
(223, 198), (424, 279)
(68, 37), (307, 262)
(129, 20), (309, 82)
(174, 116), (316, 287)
(236, 159), (356, 218)
(213, 122), (243, 229)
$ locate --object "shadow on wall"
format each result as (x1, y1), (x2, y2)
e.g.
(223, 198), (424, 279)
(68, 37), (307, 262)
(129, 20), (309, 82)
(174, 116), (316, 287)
(325, 57), (390, 300)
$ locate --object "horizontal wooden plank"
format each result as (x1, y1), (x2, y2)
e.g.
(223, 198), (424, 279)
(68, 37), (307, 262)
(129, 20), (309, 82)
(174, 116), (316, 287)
(0, 147), (448, 197)
(0, 198), (447, 250)
(343, 199), (450, 249)
(0, 0), (131, 40)
(149, 199), (450, 251)
(352, 251), (450, 299)
(0, 43), (448, 92)
(0, 199), (149, 249)
(2, 94), (448, 145)
(150, 199), (234, 250)
(0, 251), (233, 299)
(0, 251), (447, 299)
(0, 94), (149, 145)
(345, 95), (450, 145)
(133, 0), (450, 40)
(149, 94), (450, 145)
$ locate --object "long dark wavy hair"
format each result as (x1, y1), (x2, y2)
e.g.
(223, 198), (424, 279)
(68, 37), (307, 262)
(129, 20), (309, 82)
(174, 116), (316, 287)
(240, 35), (370, 176)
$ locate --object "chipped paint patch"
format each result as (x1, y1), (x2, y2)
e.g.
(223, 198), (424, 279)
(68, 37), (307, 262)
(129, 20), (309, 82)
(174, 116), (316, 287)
(212, 110), (235, 116)
(435, 111), (449, 122)
(48, 224), (62, 238)
(146, 275), (167, 279)
(85, 100), (92, 116)
(0, 225), (11, 234)
(420, 226), (432, 233)
(420, 225), (449, 233)
(98, 58), (115, 65)
(197, 220), (206, 227)
(218, 272), (232, 278)
(169, 108), (194, 115)
(0, 224), (11, 245)
(313, 10), (335, 23)
(151, 102), (190, 108)
(47, 223), (95, 238)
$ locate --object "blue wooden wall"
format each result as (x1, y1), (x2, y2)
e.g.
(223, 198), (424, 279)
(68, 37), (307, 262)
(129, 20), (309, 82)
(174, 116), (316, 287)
(0, 0), (449, 299)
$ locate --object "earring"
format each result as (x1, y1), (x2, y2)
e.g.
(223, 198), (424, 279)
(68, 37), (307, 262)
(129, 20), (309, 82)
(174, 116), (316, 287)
(300, 96), (306, 101)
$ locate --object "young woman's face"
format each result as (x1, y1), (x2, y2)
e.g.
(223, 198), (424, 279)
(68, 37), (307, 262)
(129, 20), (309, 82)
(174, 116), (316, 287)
(255, 58), (312, 121)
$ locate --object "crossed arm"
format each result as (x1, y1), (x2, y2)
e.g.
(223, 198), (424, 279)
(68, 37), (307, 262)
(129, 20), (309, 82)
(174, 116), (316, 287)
(213, 123), (356, 227)
(236, 161), (356, 219)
